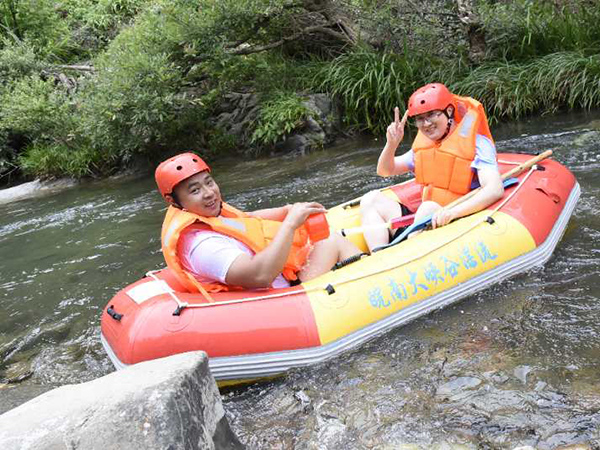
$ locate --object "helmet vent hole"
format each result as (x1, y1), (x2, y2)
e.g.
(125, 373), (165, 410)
(176, 165), (183, 171)
(192, 158), (198, 162)
(420, 100), (425, 105)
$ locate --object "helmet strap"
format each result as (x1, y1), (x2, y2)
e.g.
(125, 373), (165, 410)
(439, 106), (454, 141)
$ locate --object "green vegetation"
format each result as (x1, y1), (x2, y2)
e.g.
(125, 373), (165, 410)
(251, 92), (315, 147)
(1, 0), (599, 182)
(317, 50), (440, 133)
(453, 51), (600, 120)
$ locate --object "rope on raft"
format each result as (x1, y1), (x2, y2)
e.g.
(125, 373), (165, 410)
(160, 165), (539, 313)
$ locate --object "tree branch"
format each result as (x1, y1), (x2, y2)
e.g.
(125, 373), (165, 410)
(55, 64), (96, 73)
(225, 1), (305, 49)
(228, 23), (351, 55)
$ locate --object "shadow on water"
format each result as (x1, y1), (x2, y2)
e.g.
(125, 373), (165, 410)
(1, 110), (600, 448)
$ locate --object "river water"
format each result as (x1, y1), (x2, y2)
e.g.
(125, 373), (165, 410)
(1, 111), (600, 448)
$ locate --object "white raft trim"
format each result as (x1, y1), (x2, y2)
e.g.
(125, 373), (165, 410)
(102, 183), (580, 380)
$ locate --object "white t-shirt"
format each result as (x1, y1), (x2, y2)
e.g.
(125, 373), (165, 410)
(178, 228), (291, 289)
(398, 134), (498, 179)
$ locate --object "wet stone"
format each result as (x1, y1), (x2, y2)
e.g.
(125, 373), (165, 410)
(436, 377), (482, 397)
(315, 413), (347, 448)
(513, 365), (532, 384)
(483, 370), (509, 385)
(572, 130), (600, 146)
(293, 390), (312, 412)
(553, 443), (594, 450)
(0, 352), (242, 450)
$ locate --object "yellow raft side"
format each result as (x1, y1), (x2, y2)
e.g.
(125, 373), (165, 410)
(304, 210), (536, 345)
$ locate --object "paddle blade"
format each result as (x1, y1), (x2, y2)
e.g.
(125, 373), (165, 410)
(390, 214), (415, 230)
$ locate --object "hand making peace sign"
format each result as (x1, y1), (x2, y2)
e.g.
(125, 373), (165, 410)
(385, 107), (408, 150)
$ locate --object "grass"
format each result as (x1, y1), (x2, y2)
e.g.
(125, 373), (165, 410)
(452, 51), (600, 121)
(317, 50), (440, 133)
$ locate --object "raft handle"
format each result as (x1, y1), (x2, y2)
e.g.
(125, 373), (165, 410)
(485, 216), (495, 225)
(536, 165), (546, 171)
(325, 284), (336, 295)
(107, 305), (123, 321)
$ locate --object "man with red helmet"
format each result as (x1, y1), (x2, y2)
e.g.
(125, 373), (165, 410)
(360, 83), (504, 252)
(155, 153), (360, 293)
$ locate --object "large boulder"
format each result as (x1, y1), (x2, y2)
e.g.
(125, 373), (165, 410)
(274, 94), (340, 156)
(214, 92), (341, 155)
(0, 352), (243, 450)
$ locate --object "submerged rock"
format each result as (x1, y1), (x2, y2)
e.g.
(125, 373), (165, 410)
(0, 351), (243, 450)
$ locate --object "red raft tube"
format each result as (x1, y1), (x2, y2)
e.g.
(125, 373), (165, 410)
(101, 153), (579, 385)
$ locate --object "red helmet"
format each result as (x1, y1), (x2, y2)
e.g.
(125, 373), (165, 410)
(407, 83), (455, 117)
(155, 152), (210, 199)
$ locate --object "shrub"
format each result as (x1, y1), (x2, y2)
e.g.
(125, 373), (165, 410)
(0, 128), (19, 183)
(0, 39), (44, 82)
(250, 92), (314, 147)
(206, 51), (327, 94)
(18, 144), (103, 178)
(0, 76), (75, 143)
(77, 10), (197, 162)
(55, 0), (150, 55)
(0, 0), (75, 60)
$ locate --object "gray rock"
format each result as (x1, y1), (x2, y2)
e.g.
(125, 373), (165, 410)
(513, 365), (531, 384)
(436, 377), (482, 397)
(309, 94), (332, 117)
(212, 92), (341, 155)
(0, 351), (243, 450)
(0, 179), (77, 205)
(275, 134), (311, 155)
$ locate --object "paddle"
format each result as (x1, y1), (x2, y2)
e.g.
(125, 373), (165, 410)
(340, 176), (519, 238)
(369, 150), (553, 251)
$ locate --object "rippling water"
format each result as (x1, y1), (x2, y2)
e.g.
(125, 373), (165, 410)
(1, 111), (600, 448)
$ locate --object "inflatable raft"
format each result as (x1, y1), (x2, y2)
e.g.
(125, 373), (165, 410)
(101, 152), (579, 385)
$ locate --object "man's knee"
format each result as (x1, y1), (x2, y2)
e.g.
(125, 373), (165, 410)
(360, 190), (381, 209)
(418, 201), (441, 215)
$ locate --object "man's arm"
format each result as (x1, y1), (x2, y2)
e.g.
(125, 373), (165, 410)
(225, 202), (325, 288)
(432, 167), (504, 228)
(248, 205), (291, 221)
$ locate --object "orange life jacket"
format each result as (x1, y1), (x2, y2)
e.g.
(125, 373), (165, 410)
(161, 203), (310, 293)
(413, 95), (494, 206)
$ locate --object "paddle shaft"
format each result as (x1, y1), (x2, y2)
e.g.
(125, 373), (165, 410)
(444, 149), (553, 210)
(339, 150), (553, 236)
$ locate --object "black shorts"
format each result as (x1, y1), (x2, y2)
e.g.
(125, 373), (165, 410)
(390, 204), (413, 241)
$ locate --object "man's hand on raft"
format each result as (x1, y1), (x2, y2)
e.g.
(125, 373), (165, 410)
(431, 207), (458, 229)
(283, 202), (326, 230)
